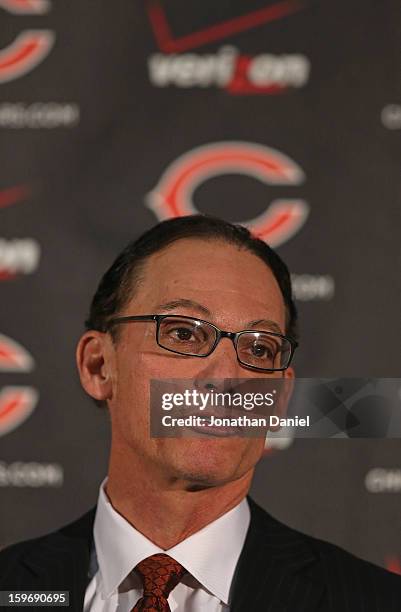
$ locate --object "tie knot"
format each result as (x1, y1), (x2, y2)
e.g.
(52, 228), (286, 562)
(135, 554), (187, 600)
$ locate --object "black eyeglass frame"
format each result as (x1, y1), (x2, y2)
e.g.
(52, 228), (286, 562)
(105, 314), (298, 372)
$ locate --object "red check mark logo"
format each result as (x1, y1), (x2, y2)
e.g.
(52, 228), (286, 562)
(0, 184), (30, 209)
(0, 0), (49, 13)
(147, 0), (305, 53)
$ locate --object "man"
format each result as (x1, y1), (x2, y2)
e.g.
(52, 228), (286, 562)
(1, 215), (400, 612)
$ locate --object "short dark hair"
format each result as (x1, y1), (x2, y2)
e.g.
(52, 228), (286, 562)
(85, 215), (298, 341)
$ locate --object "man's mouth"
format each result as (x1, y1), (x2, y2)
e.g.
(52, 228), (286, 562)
(185, 411), (243, 437)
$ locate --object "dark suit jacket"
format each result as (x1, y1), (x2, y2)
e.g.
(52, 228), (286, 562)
(1, 496), (400, 612)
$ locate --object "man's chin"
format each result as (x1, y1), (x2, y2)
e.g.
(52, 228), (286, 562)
(161, 436), (262, 489)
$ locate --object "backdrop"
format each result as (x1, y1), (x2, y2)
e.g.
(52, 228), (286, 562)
(1, 0), (400, 574)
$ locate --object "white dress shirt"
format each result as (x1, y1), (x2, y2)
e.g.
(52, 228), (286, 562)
(84, 478), (250, 611)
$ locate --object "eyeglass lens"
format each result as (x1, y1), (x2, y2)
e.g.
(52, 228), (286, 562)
(158, 317), (215, 355)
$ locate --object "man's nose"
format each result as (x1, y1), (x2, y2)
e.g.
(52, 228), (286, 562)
(194, 336), (244, 383)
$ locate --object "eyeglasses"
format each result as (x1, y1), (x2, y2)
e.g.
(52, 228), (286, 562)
(105, 314), (298, 372)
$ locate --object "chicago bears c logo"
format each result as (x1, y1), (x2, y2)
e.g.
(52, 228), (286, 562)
(0, 0), (54, 84)
(147, 141), (308, 247)
(0, 334), (38, 437)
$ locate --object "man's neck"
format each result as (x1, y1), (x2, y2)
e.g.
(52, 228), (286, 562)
(105, 450), (253, 549)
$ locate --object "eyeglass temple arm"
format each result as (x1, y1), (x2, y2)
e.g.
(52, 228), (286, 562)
(105, 314), (158, 330)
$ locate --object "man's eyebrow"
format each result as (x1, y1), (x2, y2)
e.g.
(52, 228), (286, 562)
(155, 299), (212, 317)
(246, 319), (283, 334)
(154, 303), (282, 332)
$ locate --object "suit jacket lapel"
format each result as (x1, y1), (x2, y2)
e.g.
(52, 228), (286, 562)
(230, 497), (325, 612)
(21, 507), (96, 612)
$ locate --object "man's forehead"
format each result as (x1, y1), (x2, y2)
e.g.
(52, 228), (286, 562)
(135, 235), (279, 289)
(145, 238), (277, 282)
(123, 238), (285, 326)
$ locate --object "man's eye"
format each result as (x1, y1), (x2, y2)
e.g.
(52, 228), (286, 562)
(251, 343), (274, 359)
(172, 327), (194, 341)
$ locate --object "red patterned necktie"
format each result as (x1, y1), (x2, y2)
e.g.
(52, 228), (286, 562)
(131, 553), (187, 612)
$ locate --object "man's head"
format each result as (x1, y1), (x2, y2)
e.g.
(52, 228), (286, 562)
(76, 215), (297, 490)
(84, 214), (297, 342)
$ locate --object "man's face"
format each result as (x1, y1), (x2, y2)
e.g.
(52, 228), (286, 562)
(101, 238), (293, 488)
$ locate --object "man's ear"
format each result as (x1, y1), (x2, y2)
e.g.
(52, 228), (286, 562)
(269, 367), (295, 432)
(76, 331), (114, 401)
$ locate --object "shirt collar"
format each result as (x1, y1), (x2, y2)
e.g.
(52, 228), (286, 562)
(93, 477), (250, 605)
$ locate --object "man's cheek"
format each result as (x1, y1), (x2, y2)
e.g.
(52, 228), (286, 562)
(140, 352), (179, 380)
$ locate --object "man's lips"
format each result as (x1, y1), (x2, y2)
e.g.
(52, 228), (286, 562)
(166, 400), (272, 437)
(184, 411), (243, 437)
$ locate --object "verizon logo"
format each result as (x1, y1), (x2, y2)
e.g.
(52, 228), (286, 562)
(0, 238), (40, 279)
(148, 46), (309, 93)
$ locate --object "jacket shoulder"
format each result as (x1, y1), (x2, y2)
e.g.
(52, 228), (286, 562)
(0, 534), (49, 572)
(247, 496), (401, 608)
(306, 529), (401, 586)
(250, 495), (399, 577)
(0, 507), (96, 588)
